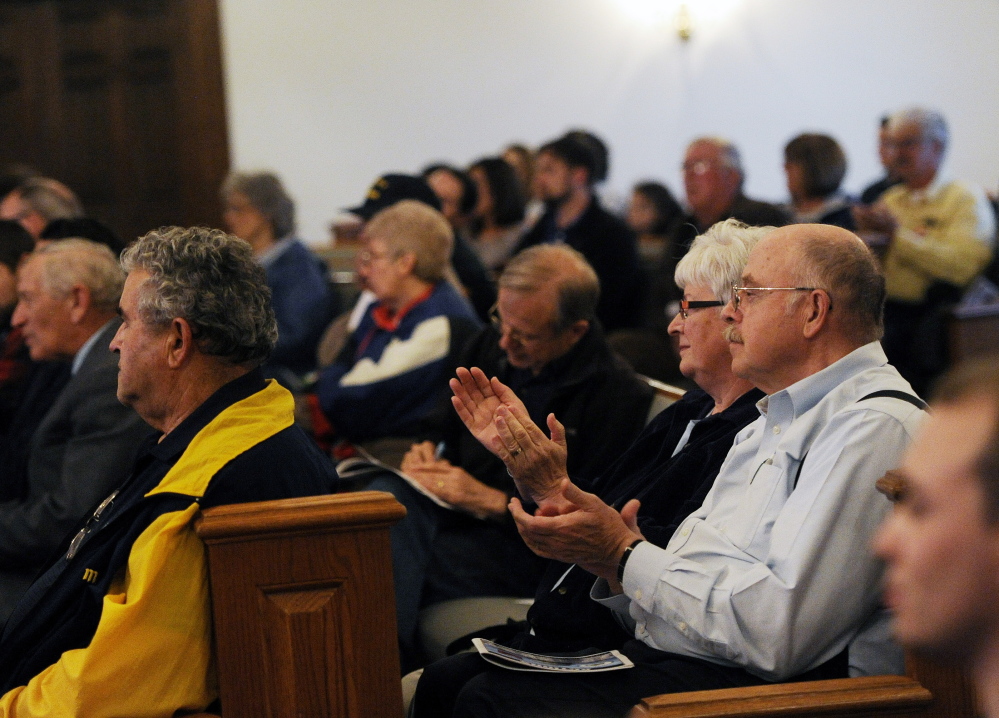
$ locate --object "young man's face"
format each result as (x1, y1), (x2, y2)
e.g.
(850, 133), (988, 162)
(874, 397), (999, 662)
(532, 152), (574, 205)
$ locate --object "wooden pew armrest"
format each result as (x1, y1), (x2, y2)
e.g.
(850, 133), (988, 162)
(630, 675), (932, 718)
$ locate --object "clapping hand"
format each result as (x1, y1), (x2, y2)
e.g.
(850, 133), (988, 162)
(450, 367), (570, 511)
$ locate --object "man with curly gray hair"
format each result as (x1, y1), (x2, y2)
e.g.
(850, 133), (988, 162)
(0, 226), (337, 716)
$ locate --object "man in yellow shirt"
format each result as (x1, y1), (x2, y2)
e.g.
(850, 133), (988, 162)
(855, 107), (996, 393)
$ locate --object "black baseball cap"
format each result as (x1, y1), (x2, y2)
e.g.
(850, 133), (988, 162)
(346, 174), (442, 221)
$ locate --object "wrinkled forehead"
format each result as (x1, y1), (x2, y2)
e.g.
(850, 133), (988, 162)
(15, 252), (46, 288)
(685, 141), (722, 165)
(888, 121), (926, 143)
(498, 285), (558, 327)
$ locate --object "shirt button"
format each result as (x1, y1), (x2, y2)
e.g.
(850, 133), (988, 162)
(773, 426), (781, 435)
(634, 589), (643, 600)
(558, 587), (567, 595)
(678, 622), (687, 632)
(680, 527), (690, 536)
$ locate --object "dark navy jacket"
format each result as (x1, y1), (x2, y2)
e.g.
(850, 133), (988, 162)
(0, 369), (337, 691)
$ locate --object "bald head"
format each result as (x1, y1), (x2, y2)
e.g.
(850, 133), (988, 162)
(768, 224), (885, 344)
(725, 224), (885, 393)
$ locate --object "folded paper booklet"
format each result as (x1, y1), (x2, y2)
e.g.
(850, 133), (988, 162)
(335, 447), (455, 511)
(472, 638), (634, 673)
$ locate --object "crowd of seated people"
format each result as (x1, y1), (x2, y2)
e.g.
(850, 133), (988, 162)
(0, 102), (997, 717)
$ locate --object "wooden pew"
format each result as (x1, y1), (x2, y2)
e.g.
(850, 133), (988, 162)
(630, 657), (973, 718)
(193, 491), (407, 718)
(949, 302), (999, 364)
(630, 472), (977, 718)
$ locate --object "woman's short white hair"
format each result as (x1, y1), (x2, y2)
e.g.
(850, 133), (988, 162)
(674, 218), (776, 302)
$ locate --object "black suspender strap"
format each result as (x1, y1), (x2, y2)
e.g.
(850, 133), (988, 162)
(858, 390), (928, 411)
(792, 389), (926, 489)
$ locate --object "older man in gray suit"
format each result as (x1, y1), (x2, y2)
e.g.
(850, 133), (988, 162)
(0, 239), (149, 620)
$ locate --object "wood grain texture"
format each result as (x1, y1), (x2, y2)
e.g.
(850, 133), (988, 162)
(195, 491), (407, 718)
(0, 0), (229, 243)
(630, 676), (931, 718)
(949, 308), (999, 364)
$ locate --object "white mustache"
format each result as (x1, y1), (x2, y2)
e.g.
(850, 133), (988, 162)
(724, 326), (743, 344)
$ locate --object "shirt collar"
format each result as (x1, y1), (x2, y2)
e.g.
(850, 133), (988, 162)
(905, 173), (948, 203)
(371, 284), (435, 332)
(757, 342), (888, 419)
(71, 319), (115, 375)
(147, 368), (269, 462)
(257, 235), (296, 269)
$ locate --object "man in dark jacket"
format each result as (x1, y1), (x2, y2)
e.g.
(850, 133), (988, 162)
(515, 135), (644, 333)
(0, 240), (150, 621)
(371, 244), (653, 670)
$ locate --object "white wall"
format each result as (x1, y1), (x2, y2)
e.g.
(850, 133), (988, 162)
(219, 0), (999, 245)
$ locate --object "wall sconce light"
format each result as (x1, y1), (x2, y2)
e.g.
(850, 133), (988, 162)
(676, 3), (692, 41)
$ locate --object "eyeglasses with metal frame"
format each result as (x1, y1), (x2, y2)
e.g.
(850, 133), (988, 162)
(730, 285), (821, 312)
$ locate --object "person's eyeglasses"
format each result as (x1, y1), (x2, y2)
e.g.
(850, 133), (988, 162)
(681, 160), (715, 176)
(678, 299), (724, 320)
(356, 248), (393, 266)
(730, 285), (820, 312)
(489, 304), (549, 344)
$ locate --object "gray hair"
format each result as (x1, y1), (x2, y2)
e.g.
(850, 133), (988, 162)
(221, 171), (296, 238)
(18, 177), (84, 222)
(365, 200), (453, 283)
(34, 238), (124, 313)
(121, 226), (278, 366)
(888, 107), (949, 149)
(499, 245), (599, 332)
(675, 219), (775, 302)
(692, 137), (744, 177)
(791, 226), (885, 344)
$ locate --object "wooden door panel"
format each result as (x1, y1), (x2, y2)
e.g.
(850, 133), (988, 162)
(0, 0), (228, 245)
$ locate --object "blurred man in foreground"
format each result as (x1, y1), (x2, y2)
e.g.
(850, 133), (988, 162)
(875, 359), (999, 718)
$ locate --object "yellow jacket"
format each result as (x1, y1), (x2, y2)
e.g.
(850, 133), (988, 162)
(0, 380), (293, 717)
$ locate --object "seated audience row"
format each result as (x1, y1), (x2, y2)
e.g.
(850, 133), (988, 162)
(414, 219), (764, 703)
(415, 221), (926, 716)
(0, 212), (992, 718)
(1, 103), (997, 718)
